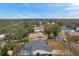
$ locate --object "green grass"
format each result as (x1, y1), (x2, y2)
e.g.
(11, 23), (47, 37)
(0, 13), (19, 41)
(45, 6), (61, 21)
(75, 32), (79, 35)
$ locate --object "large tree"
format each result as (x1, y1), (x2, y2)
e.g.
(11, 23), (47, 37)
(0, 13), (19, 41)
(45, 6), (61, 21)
(52, 23), (60, 41)
(56, 20), (63, 26)
(44, 23), (54, 35)
(44, 22), (60, 41)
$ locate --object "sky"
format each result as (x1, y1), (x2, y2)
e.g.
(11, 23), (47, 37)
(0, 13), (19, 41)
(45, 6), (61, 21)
(0, 3), (79, 19)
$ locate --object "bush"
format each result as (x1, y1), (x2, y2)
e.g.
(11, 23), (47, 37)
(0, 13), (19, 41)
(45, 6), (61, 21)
(0, 45), (8, 56)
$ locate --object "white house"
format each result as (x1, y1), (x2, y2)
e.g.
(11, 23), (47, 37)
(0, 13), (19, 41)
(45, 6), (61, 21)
(0, 34), (5, 41)
(61, 27), (76, 35)
(7, 50), (13, 56)
(51, 22), (54, 24)
(76, 27), (79, 31)
(0, 34), (6, 47)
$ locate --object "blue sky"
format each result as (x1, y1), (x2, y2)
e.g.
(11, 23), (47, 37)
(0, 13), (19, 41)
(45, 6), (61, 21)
(0, 3), (79, 19)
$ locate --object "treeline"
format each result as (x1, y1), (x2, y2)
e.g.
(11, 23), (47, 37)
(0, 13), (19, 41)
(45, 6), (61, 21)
(0, 18), (79, 30)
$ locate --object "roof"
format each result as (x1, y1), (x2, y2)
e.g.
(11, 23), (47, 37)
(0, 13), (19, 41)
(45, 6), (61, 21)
(29, 33), (46, 39)
(31, 45), (53, 52)
(0, 34), (5, 38)
(20, 40), (53, 53)
(34, 26), (44, 30)
(0, 34), (5, 40)
(24, 40), (47, 48)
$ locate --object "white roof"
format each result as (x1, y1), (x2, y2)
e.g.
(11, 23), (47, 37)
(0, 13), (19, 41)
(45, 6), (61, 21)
(33, 50), (52, 55)
(0, 34), (5, 38)
(7, 50), (13, 56)
(0, 34), (5, 40)
(29, 33), (46, 39)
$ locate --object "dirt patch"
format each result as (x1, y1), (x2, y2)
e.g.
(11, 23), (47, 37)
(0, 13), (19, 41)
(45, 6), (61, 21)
(47, 40), (66, 50)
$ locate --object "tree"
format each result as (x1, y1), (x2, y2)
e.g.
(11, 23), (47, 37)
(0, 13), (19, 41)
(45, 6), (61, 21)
(56, 20), (63, 26)
(44, 23), (54, 35)
(0, 45), (8, 56)
(52, 23), (60, 41)
(44, 23), (60, 41)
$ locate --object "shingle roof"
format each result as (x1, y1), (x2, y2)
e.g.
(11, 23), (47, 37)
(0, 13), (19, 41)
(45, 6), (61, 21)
(20, 40), (46, 49)
(31, 45), (53, 52)
(20, 40), (53, 53)
(24, 40), (47, 47)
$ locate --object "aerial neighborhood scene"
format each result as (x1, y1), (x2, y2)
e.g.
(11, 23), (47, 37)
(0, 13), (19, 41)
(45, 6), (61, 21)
(0, 3), (79, 56)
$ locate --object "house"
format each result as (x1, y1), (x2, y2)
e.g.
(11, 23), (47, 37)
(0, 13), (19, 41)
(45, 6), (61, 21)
(34, 25), (44, 32)
(51, 22), (54, 24)
(61, 26), (76, 35)
(19, 40), (53, 56)
(76, 27), (79, 31)
(59, 28), (68, 42)
(0, 34), (6, 47)
(7, 50), (13, 56)
(29, 33), (47, 40)
(0, 34), (5, 41)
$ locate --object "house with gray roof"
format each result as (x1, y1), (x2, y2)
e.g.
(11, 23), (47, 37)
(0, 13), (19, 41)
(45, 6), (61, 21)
(19, 40), (53, 56)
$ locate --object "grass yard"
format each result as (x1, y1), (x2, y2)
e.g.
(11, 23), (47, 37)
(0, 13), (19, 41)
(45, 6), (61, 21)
(75, 32), (79, 35)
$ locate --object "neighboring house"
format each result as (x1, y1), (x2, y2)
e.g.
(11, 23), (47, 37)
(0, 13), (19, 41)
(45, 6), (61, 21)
(34, 25), (44, 32)
(61, 27), (76, 35)
(7, 50), (13, 56)
(29, 33), (47, 40)
(0, 34), (6, 47)
(68, 30), (75, 35)
(59, 28), (68, 42)
(19, 40), (53, 56)
(51, 22), (54, 24)
(0, 34), (5, 41)
(76, 27), (79, 31)
(61, 27), (77, 41)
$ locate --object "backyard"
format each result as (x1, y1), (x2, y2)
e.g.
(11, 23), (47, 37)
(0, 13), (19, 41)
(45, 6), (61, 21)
(47, 39), (71, 55)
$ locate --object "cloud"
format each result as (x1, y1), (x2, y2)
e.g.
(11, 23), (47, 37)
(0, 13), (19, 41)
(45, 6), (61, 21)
(56, 3), (79, 18)
(71, 3), (79, 6)
(63, 3), (79, 11)
(0, 14), (26, 19)
(21, 3), (30, 6)
(47, 3), (71, 7)
(65, 6), (79, 10)
(0, 13), (42, 19)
